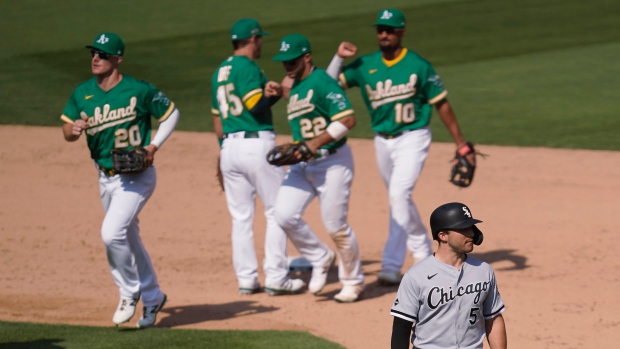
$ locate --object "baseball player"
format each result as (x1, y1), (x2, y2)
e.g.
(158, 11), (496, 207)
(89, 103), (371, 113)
(60, 33), (178, 328)
(326, 8), (475, 286)
(390, 202), (507, 349)
(211, 19), (304, 296)
(270, 34), (364, 303)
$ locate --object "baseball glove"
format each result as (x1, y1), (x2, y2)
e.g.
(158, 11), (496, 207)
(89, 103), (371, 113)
(216, 156), (224, 192)
(450, 142), (477, 188)
(110, 148), (149, 175)
(266, 141), (314, 166)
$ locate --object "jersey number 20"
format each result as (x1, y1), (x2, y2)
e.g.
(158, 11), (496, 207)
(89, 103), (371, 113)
(394, 102), (415, 124)
(115, 125), (142, 148)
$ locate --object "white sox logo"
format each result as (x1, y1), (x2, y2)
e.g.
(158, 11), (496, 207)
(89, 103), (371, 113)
(380, 10), (393, 20)
(96, 34), (109, 45)
(280, 42), (290, 52)
(427, 281), (491, 309)
(463, 206), (472, 218)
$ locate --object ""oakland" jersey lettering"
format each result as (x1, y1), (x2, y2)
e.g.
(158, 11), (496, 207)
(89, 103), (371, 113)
(84, 97), (138, 135)
(365, 74), (417, 109)
(427, 281), (491, 309)
(288, 90), (316, 120)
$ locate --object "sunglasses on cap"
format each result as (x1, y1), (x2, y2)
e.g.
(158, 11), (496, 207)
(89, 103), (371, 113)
(376, 26), (399, 34)
(90, 49), (112, 60)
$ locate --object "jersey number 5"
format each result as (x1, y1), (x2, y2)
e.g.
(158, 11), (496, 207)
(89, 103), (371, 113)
(394, 102), (415, 124)
(469, 307), (480, 325)
(216, 84), (243, 119)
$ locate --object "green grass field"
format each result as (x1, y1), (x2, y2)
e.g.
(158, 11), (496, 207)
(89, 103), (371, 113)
(1, 0), (619, 149)
(0, 321), (344, 349)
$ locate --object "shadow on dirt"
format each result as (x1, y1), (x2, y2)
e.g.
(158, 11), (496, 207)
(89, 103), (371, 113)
(471, 249), (529, 271)
(157, 301), (279, 328)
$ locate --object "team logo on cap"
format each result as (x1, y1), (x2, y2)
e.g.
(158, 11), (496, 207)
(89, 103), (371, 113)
(251, 28), (260, 35)
(96, 34), (109, 45)
(380, 10), (393, 19)
(280, 42), (290, 52)
(463, 207), (471, 217)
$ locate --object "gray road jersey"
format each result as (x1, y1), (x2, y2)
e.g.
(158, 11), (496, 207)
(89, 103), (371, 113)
(390, 255), (505, 349)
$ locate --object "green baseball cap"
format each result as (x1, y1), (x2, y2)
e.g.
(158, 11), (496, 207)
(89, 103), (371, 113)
(373, 8), (406, 28)
(86, 32), (125, 56)
(272, 34), (312, 62)
(231, 18), (270, 40)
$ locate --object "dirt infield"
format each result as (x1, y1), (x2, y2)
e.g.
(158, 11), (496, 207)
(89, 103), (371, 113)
(0, 125), (618, 348)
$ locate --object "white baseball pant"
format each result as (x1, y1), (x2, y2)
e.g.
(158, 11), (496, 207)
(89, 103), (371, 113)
(274, 144), (364, 287)
(98, 165), (165, 307)
(220, 131), (289, 288)
(374, 127), (433, 273)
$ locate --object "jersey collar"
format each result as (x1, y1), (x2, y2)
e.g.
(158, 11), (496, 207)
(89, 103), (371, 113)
(382, 48), (408, 68)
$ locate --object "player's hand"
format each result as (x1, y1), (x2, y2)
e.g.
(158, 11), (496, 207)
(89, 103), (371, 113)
(144, 144), (158, 166)
(72, 115), (89, 136)
(265, 81), (283, 97)
(337, 41), (357, 58)
(280, 76), (294, 100)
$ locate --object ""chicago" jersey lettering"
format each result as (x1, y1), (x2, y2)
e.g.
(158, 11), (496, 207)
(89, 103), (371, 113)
(427, 281), (491, 309)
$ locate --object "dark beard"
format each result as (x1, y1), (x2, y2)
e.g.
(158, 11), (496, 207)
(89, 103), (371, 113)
(379, 44), (397, 54)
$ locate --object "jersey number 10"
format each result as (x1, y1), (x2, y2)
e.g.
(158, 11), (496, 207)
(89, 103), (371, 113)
(394, 102), (415, 124)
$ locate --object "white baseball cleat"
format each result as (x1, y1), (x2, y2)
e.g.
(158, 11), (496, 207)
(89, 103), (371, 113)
(238, 280), (261, 295)
(334, 284), (364, 303)
(264, 278), (305, 296)
(308, 250), (336, 295)
(377, 270), (403, 286)
(112, 298), (138, 325)
(136, 294), (167, 329)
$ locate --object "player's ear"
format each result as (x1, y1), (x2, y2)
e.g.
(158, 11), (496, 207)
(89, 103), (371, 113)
(438, 230), (449, 243)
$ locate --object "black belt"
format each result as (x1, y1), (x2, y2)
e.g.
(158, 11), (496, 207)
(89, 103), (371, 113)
(98, 165), (115, 176)
(377, 131), (406, 139)
(313, 147), (338, 159)
(224, 131), (260, 139)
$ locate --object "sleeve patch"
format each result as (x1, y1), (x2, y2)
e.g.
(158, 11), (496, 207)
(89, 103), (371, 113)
(326, 92), (348, 111)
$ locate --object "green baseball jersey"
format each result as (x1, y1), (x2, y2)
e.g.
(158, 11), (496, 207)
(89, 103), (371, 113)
(288, 68), (353, 150)
(211, 55), (274, 133)
(339, 48), (447, 135)
(60, 75), (175, 169)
